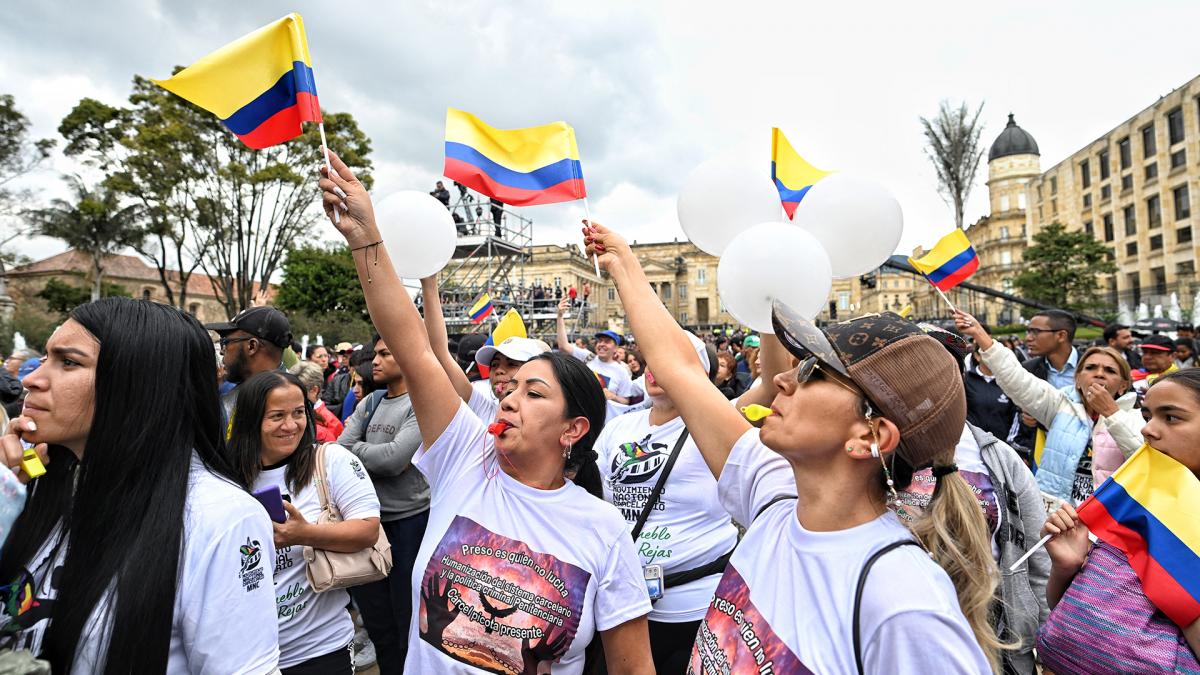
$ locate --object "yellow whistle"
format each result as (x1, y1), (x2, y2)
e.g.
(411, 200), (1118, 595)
(741, 404), (774, 422)
(20, 449), (46, 479)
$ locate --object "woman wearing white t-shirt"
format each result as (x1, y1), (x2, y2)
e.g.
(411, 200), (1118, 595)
(319, 154), (653, 675)
(587, 223), (1002, 673)
(226, 370), (382, 674)
(0, 298), (280, 673)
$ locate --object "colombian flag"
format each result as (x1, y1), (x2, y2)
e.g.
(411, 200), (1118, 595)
(908, 229), (979, 292)
(1078, 444), (1200, 627)
(443, 108), (586, 206)
(153, 14), (322, 149)
(771, 128), (831, 219)
(468, 294), (494, 324)
(478, 309), (526, 378)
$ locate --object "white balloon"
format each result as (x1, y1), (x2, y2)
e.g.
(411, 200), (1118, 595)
(373, 191), (457, 278)
(677, 159), (782, 255)
(792, 173), (903, 279)
(717, 222), (833, 333)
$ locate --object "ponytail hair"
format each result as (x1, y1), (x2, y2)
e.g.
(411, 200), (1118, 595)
(905, 457), (1013, 671)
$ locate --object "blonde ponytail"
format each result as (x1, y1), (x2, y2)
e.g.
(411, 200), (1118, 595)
(911, 471), (1014, 672)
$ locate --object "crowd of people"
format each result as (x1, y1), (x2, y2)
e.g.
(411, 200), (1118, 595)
(0, 151), (1196, 674)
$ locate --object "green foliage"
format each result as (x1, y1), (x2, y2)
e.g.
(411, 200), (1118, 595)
(286, 311), (374, 350)
(275, 245), (366, 318)
(10, 305), (58, 353)
(0, 94), (54, 258)
(1013, 222), (1117, 316)
(35, 278), (130, 316)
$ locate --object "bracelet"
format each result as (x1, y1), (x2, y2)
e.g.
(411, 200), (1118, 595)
(350, 240), (383, 283)
(350, 240), (383, 252)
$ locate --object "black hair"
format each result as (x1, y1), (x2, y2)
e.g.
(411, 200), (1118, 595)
(527, 352), (606, 498)
(1034, 309), (1077, 341)
(0, 298), (238, 672)
(305, 343), (329, 359)
(355, 361), (378, 398)
(227, 371), (318, 495)
(1103, 323), (1129, 343)
(349, 347), (374, 368)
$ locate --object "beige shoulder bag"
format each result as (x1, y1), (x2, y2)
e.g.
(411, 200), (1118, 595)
(304, 443), (393, 592)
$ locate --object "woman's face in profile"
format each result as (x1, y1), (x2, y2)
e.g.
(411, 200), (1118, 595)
(19, 319), (98, 456)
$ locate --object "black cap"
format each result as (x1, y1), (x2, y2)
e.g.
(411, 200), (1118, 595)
(205, 307), (293, 350)
(1141, 334), (1175, 352)
(456, 333), (488, 364)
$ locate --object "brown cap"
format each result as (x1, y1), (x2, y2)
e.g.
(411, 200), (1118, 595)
(771, 302), (965, 469)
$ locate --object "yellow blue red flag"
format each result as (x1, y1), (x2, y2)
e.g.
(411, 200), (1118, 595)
(908, 229), (979, 292)
(771, 128), (831, 219)
(468, 293), (494, 324)
(444, 108), (586, 206)
(1078, 444), (1200, 627)
(153, 13), (322, 149)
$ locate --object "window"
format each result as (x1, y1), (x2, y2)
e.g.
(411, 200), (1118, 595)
(1150, 234), (1163, 251)
(1101, 185), (1112, 201)
(1084, 220), (1094, 237)
(1103, 213), (1115, 241)
(607, 287), (615, 301)
(1000, 251), (1012, 265)
(1050, 177), (1058, 195)
(837, 292), (851, 310)
(141, 288), (152, 301)
(1178, 227), (1193, 244)
(1175, 184), (1191, 219)
(554, 277), (561, 287)
(1080, 159), (1091, 187)
(1000, 195), (1010, 211)
(696, 267), (706, 284)
(1179, 260), (1196, 276)
(662, 284), (671, 300)
(1098, 152), (1111, 181)
(1018, 193), (1026, 209)
(1124, 205), (1137, 236)
(187, 303), (200, 316)
(1152, 266), (1167, 295)
(1121, 174), (1133, 191)
(1171, 149), (1187, 169)
(1148, 194), (1162, 227)
(999, 225), (1010, 240)
(1142, 123), (1157, 157)
(1146, 162), (1159, 181)
(1083, 194), (1092, 208)
(1126, 241), (1138, 256)
(1128, 273), (1142, 304)
(1168, 107), (1185, 145)
(1119, 137), (1132, 169)
(1051, 198), (1057, 214)
(679, 283), (687, 300)
(680, 312), (689, 324)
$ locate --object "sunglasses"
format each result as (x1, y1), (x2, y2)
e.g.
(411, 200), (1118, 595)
(219, 336), (253, 352)
(796, 355), (862, 396)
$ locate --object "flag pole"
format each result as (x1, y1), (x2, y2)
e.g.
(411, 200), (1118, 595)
(318, 121), (340, 225)
(583, 197), (601, 278)
(922, 272), (957, 312)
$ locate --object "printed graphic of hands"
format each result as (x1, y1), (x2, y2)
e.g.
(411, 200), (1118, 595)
(420, 575), (460, 645)
(521, 628), (570, 675)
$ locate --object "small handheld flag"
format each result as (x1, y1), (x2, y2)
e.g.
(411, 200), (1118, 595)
(1077, 444), (1200, 628)
(909, 230), (979, 292)
(444, 108), (586, 206)
(468, 294), (495, 324)
(771, 128), (831, 219)
(153, 13), (322, 149)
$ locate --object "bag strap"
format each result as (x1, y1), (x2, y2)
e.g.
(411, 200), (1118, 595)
(630, 429), (690, 541)
(364, 390), (387, 428)
(853, 540), (922, 675)
(311, 443), (342, 523)
(753, 494), (797, 522)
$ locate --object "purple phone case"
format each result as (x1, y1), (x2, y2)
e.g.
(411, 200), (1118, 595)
(252, 486), (287, 523)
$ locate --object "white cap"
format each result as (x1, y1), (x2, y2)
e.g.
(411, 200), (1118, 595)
(475, 336), (552, 367)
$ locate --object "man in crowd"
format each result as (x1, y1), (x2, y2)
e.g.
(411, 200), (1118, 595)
(1103, 322), (1141, 369)
(338, 335), (427, 674)
(321, 341), (355, 414)
(430, 180), (450, 207)
(1010, 309), (1079, 454)
(962, 324), (1020, 443)
(555, 298), (636, 404)
(205, 306), (293, 421)
(1133, 334), (1179, 394)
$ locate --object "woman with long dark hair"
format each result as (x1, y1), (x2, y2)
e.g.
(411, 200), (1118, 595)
(0, 298), (280, 673)
(587, 222), (998, 673)
(319, 153), (652, 675)
(226, 370), (381, 674)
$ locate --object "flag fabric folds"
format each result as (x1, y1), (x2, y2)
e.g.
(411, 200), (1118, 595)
(468, 294), (495, 324)
(443, 108), (586, 206)
(771, 128), (831, 219)
(1078, 444), (1200, 628)
(908, 229), (980, 291)
(153, 13), (322, 149)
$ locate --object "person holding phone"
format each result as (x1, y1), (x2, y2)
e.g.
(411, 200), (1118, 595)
(227, 370), (381, 675)
(954, 310), (1145, 505)
(0, 298), (280, 673)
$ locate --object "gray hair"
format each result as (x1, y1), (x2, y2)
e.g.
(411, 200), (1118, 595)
(289, 361), (324, 393)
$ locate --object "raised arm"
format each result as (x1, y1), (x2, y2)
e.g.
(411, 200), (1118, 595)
(955, 310), (1064, 427)
(319, 152), (460, 448)
(555, 296), (573, 354)
(420, 276), (475, 404)
(735, 333), (789, 411)
(587, 223), (750, 477)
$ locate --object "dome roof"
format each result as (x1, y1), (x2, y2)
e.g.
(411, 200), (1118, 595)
(988, 113), (1039, 161)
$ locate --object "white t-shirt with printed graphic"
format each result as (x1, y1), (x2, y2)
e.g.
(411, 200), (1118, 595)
(595, 410), (739, 623)
(687, 429), (990, 675)
(569, 347), (635, 398)
(406, 402), (651, 675)
(252, 443), (381, 668)
(0, 454), (280, 674)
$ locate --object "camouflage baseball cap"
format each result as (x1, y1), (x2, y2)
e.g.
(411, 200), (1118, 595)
(770, 301), (965, 469)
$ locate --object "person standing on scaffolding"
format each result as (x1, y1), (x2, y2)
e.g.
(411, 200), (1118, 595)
(490, 197), (504, 237)
(430, 180), (450, 207)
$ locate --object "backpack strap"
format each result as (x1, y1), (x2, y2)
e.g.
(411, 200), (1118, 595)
(853, 540), (923, 675)
(364, 390), (387, 428)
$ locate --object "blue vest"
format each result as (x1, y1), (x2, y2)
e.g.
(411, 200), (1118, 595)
(1034, 385), (1091, 501)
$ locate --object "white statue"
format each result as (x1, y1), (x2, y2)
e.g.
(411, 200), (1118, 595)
(1169, 293), (1182, 322)
(1137, 302), (1150, 321)
(1154, 304), (1164, 319)
(1117, 302), (1134, 326)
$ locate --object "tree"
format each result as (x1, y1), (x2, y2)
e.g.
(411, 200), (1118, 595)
(0, 94), (55, 301)
(28, 176), (145, 301)
(921, 100), (986, 230)
(1013, 222), (1117, 315)
(274, 244), (372, 342)
(36, 278), (130, 316)
(59, 75), (374, 318)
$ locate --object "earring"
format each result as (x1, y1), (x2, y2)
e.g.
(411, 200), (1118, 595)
(870, 442), (880, 459)
(846, 445), (856, 455)
(563, 442), (572, 460)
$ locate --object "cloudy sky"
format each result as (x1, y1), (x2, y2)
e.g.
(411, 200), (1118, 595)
(4, 0), (1200, 265)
